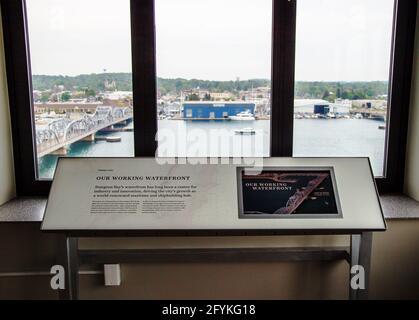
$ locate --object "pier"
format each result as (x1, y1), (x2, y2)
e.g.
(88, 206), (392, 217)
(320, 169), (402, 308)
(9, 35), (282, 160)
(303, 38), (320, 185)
(349, 108), (387, 120)
(36, 106), (133, 157)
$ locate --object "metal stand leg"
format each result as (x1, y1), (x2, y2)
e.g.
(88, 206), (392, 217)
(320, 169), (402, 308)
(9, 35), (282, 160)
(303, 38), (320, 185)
(349, 232), (373, 300)
(60, 237), (79, 300)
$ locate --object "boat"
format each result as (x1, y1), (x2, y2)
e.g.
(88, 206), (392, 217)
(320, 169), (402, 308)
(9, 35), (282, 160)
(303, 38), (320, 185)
(327, 112), (336, 119)
(370, 114), (386, 121)
(378, 125), (386, 130)
(354, 113), (363, 119)
(229, 111), (255, 121)
(234, 128), (256, 135)
(106, 136), (122, 143)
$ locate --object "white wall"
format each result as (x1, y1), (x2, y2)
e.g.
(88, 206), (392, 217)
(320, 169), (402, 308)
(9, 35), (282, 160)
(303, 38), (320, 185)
(0, 8), (16, 205)
(405, 3), (419, 201)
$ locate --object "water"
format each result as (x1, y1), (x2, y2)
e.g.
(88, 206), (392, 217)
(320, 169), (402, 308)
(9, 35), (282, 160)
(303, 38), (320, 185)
(156, 120), (271, 158)
(38, 130), (134, 179)
(38, 119), (385, 179)
(294, 119), (386, 176)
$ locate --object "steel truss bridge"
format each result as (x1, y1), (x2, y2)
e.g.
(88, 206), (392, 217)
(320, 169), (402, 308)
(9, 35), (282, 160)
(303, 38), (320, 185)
(36, 106), (133, 158)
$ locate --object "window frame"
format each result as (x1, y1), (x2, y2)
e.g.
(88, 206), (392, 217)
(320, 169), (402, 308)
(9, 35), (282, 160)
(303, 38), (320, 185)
(0, 0), (417, 197)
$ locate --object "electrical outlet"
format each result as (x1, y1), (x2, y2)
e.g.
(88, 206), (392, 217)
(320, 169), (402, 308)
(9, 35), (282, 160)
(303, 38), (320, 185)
(104, 264), (121, 286)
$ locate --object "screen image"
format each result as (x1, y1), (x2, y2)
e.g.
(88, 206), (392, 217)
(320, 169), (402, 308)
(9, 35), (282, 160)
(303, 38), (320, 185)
(238, 168), (342, 218)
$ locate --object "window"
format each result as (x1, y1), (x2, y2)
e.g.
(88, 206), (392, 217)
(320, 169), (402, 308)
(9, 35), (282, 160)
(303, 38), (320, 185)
(155, 0), (272, 158)
(26, 0), (134, 179)
(1, 0), (416, 196)
(293, 0), (395, 177)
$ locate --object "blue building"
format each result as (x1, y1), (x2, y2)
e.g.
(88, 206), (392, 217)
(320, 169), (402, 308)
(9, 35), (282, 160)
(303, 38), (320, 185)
(314, 104), (330, 115)
(182, 102), (255, 120)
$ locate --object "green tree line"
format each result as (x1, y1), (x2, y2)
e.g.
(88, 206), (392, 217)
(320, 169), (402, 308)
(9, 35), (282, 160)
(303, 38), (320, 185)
(295, 81), (388, 101)
(32, 73), (388, 100)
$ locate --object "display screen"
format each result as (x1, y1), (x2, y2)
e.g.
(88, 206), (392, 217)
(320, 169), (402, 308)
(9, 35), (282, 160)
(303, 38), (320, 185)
(238, 168), (342, 218)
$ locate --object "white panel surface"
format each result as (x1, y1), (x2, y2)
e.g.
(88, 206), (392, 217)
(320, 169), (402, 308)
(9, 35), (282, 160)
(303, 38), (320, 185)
(41, 158), (386, 232)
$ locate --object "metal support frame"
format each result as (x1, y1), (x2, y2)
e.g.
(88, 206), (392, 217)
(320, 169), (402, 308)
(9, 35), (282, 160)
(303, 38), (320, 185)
(349, 232), (373, 300)
(60, 237), (79, 300)
(61, 232), (374, 300)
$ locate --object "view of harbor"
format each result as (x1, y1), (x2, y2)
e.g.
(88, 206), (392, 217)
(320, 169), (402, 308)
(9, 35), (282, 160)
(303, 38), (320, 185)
(35, 87), (387, 179)
(27, 0), (392, 179)
(32, 75), (388, 180)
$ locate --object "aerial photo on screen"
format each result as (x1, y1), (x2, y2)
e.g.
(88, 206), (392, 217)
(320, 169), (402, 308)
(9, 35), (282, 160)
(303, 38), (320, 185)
(239, 169), (341, 217)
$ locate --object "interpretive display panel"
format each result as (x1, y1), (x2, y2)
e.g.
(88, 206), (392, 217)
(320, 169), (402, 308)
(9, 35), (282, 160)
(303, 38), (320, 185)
(41, 157), (386, 234)
(238, 167), (342, 218)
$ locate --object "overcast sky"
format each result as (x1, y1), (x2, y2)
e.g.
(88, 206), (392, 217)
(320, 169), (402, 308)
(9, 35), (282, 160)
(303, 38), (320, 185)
(27, 0), (395, 81)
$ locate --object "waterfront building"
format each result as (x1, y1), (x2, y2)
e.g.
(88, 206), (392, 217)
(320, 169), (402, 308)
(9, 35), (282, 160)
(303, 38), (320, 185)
(210, 92), (234, 101)
(314, 104), (330, 115)
(182, 102), (255, 120)
(34, 101), (104, 114)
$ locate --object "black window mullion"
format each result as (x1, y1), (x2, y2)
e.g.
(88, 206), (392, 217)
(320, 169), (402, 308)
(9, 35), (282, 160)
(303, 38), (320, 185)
(130, 0), (158, 157)
(270, 0), (296, 157)
(376, 0), (417, 193)
(1, 0), (49, 196)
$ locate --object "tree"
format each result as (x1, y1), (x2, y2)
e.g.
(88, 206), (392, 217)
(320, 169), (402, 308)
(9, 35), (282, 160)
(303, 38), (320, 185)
(40, 91), (51, 103)
(84, 89), (96, 98)
(336, 88), (342, 99)
(203, 93), (212, 101)
(341, 91), (351, 100)
(188, 93), (200, 101)
(61, 92), (71, 102)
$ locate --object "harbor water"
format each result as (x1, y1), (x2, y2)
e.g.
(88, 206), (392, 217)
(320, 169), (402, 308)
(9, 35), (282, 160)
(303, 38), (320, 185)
(38, 118), (386, 179)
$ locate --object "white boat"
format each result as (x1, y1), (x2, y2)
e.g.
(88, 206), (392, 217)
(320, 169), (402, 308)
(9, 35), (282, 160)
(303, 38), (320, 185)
(234, 128), (256, 135)
(229, 111), (255, 121)
(327, 112), (336, 119)
(106, 136), (122, 143)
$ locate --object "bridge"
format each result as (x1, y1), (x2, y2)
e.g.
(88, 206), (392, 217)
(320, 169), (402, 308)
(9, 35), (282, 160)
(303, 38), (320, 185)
(36, 106), (133, 158)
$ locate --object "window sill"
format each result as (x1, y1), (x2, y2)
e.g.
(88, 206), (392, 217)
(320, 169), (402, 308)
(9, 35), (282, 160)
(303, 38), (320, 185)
(379, 193), (419, 220)
(0, 194), (418, 223)
(0, 197), (46, 223)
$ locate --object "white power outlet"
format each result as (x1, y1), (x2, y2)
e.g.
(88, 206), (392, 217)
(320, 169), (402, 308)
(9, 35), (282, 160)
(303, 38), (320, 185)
(104, 264), (121, 286)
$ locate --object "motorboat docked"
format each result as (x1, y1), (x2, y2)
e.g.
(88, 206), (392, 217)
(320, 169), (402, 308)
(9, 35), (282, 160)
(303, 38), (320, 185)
(234, 128), (256, 135)
(327, 112), (336, 119)
(106, 136), (122, 142)
(229, 111), (255, 121)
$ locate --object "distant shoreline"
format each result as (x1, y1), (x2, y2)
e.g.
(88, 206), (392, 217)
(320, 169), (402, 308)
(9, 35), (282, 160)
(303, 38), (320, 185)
(32, 73), (389, 102)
